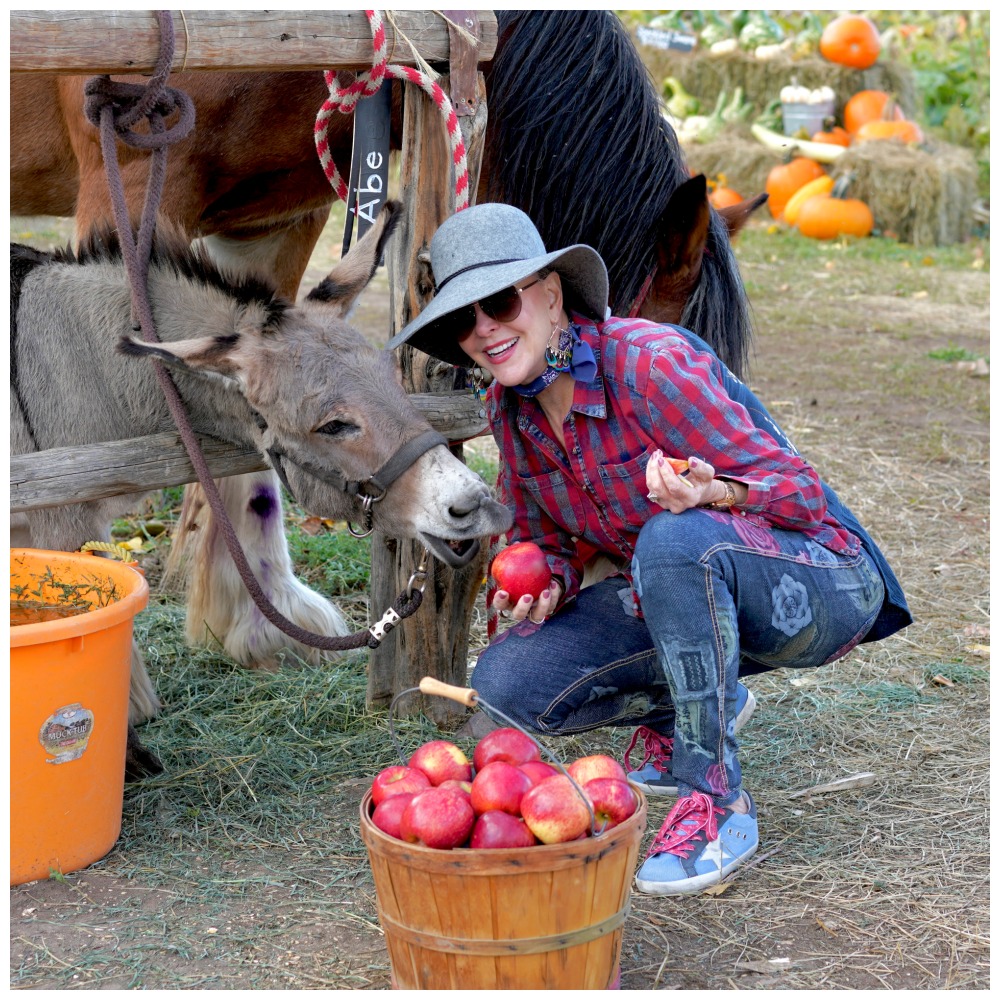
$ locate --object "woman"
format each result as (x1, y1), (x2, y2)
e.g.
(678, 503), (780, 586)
(387, 204), (911, 896)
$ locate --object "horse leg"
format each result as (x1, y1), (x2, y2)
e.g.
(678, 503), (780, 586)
(170, 473), (350, 669)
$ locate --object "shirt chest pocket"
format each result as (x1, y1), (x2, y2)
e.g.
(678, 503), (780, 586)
(596, 446), (657, 532)
(518, 469), (588, 538)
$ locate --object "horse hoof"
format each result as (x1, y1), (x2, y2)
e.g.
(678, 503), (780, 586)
(125, 723), (164, 782)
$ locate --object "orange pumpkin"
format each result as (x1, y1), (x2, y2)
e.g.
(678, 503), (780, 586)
(856, 119), (924, 145)
(844, 90), (905, 135)
(819, 14), (882, 69)
(796, 193), (874, 240)
(811, 126), (851, 147)
(709, 186), (743, 210)
(765, 157), (827, 219)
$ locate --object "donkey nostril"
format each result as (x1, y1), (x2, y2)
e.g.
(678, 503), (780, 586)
(449, 497), (481, 519)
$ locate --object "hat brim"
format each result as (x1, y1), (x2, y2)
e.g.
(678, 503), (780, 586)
(385, 244), (609, 367)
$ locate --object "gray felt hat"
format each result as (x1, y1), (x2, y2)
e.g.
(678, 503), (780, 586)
(385, 203), (609, 367)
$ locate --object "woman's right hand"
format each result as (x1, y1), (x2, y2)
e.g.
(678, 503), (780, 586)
(493, 579), (563, 625)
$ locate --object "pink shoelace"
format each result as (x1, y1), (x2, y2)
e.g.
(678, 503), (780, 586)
(623, 725), (673, 774)
(647, 791), (725, 859)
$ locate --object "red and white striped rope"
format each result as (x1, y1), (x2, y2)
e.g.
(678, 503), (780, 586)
(314, 9), (469, 210)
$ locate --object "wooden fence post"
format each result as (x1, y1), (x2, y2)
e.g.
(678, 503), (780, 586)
(367, 72), (489, 725)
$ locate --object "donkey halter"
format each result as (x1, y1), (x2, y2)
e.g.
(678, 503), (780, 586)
(265, 427), (448, 538)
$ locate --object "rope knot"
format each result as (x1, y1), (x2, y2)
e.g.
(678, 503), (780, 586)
(84, 74), (196, 150)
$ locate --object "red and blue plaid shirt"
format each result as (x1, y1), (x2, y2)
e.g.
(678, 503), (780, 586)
(487, 315), (860, 607)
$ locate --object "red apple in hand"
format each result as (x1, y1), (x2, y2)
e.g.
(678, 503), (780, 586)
(469, 810), (539, 849)
(520, 775), (592, 844)
(371, 792), (415, 840)
(473, 727), (542, 771)
(409, 739), (472, 786)
(490, 541), (551, 603)
(400, 787), (475, 850)
(585, 777), (637, 832)
(371, 764), (431, 806)
(470, 761), (533, 816)
(567, 754), (628, 786)
(519, 760), (560, 787)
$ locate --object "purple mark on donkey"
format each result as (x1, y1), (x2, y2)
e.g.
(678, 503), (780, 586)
(249, 487), (278, 521)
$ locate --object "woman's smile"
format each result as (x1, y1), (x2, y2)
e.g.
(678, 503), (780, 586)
(485, 337), (519, 363)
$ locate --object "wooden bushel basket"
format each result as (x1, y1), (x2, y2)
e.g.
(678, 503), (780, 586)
(359, 677), (648, 990)
(360, 789), (646, 989)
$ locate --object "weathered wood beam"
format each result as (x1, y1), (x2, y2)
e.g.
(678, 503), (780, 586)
(10, 10), (498, 74)
(10, 393), (487, 513)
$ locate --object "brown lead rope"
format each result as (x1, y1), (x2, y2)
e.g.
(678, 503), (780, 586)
(84, 10), (425, 650)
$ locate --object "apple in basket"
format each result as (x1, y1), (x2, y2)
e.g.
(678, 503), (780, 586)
(470, 761), (534, 816)
(438, 778), (473, 799)
(520, 775), (592, 844)
(519, 759), (560, 787)
(584, 777), (637, 832)
(409, 739), (472, 786)
(473, 727), (542, 771)
(489, 541), (552, 603)
(567, 754), (628, 786)
(371, 792), (416, 840)
(400, 787), (475, 850)
(371, 764), (431, 806)
(469, 810), (539, 849)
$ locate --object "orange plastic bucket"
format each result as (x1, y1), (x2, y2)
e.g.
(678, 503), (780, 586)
(10, 548), (149, 885)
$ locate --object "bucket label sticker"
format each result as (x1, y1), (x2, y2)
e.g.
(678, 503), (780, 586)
(39, 703), (95, 763)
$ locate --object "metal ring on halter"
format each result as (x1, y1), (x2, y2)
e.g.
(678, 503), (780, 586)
(347, 488), (386, 538)
(406, 549), (430, 597)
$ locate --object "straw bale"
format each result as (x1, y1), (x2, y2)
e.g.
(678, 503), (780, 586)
(642, 46), (919, 122)
(831, 140), (977, 246)
(679, 125), (781, 201)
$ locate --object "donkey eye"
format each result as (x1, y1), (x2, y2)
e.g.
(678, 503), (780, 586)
(315, 419), (358, 437)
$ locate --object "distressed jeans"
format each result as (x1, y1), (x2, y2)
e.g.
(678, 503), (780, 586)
(471, 508), (884, 806)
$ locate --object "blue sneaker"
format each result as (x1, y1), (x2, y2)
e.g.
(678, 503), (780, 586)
(634, 790), (759, 895)
(624, 684), (757, 796)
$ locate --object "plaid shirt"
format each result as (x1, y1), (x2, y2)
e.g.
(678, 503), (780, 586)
(487, 315), (861, 608)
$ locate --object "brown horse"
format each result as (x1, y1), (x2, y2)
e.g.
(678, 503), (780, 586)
(10, 11), (766, 692)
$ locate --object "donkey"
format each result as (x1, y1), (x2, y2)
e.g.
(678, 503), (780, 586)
(11, 202), (513, 744)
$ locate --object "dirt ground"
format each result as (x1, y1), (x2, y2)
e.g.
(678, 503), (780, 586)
(9, 213), (990, 990)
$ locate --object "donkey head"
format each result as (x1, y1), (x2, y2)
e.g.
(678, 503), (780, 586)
(120, 202), (512, 566)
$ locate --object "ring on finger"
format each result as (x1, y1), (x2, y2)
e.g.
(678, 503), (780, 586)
(646, 492), (660, 502)
(499, 609), (512, 619)
(529, 612), (545, 625)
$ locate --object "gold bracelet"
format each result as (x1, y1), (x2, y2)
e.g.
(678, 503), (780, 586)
(707, 479), (738, 510)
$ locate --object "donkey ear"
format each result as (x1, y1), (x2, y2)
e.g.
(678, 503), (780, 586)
(305, 200), (403, 317)
(118, 333), (245, 387)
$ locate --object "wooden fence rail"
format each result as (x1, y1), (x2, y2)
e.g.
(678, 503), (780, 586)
(11, 393), (487, 513)
(10, 9), (497, 74)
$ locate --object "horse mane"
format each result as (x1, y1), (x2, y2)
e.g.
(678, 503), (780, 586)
(485, 10), (754, 378)
(60, 226), (292, 329)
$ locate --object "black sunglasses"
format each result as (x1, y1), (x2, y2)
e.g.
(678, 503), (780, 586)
(434, 278), (542, 340)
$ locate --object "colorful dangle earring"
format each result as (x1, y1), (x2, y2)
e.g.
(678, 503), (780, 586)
(544, 324), (573, 371)
(470, 366), (488, 411)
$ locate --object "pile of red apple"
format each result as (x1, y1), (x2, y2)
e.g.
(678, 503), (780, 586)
(368, 727), (638, 850)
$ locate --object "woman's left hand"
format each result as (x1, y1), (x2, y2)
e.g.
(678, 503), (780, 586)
(646, 452), (717, 513)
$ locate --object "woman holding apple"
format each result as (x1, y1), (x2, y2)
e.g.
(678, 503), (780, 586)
(388, 204), (910, 896)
